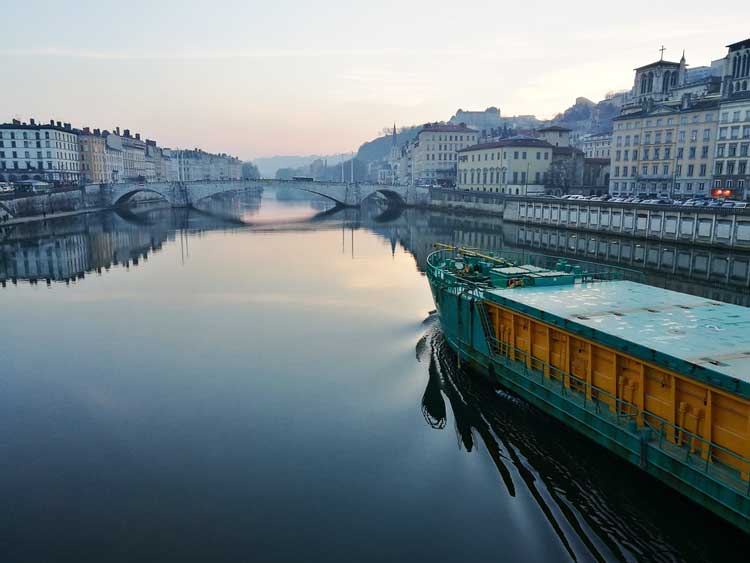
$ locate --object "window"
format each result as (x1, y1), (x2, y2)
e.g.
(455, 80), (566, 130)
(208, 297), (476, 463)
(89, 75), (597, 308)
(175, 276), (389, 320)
(664, 147), (670, 160)
(701, 146), (709, 158)
(703, 129), (711, 141)
(632, 149), (638, 160)
(665, 131), (673, 143)
(513, 151), (518, 159)
(663, 164), (670, 175)
(715, 162), (724, 175)
(717, 144), (726, 157)
(678, 131), (685, 143)
(687, 164), (694, 176)
(654, 148), (660, 160)
(689, 147), (696, 159)
(699, 164), (707, 176)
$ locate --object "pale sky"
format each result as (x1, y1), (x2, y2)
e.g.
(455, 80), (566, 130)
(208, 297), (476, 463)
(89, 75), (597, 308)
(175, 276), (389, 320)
(2, 1), (748, 159)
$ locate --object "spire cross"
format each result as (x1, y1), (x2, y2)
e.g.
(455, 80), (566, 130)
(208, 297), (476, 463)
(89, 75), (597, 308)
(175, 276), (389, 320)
(659, 45), (666, 61)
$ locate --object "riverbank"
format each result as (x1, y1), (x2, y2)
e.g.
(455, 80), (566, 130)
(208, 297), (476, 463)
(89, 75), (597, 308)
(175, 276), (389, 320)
(0, 206), (110, 227)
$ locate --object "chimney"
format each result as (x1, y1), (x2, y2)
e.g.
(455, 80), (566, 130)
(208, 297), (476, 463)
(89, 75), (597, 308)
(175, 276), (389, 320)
(50, 119), (55, 126)
(115, 127), (120, 135)
(29, 118), (35, 126)
(83, 126), (91, 133)
(135, 133), (140, 140)
(124, 129), (130, 137)
(64, 123), (71, 130)
(12, 118), (20, 125)
(94, 128), (100, 135)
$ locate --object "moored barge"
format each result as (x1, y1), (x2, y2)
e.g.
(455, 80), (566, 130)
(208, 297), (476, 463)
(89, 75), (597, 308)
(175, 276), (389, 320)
(426, 245), (750, 532)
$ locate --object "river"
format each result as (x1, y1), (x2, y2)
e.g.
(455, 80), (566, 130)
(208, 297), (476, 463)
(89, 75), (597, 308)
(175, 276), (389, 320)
(1, 188), (748, 562)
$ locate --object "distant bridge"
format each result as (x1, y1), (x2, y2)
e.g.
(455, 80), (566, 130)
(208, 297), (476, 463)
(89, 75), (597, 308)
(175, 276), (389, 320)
(242, 179), (415, 207)
(107, 179), (416, 208)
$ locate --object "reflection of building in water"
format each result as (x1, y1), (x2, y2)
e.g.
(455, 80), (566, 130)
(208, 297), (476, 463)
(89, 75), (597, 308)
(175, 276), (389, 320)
(0, 198), (267, 286)
(363, 209), (750, 306)
(0, 218), (171, 284)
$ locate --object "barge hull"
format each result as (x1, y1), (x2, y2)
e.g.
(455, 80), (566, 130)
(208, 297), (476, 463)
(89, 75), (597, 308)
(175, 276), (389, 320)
(430, 280), (750, 532)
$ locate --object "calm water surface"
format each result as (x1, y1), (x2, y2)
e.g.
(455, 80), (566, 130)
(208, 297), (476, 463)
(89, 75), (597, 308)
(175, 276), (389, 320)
(2, 189), (749, 562)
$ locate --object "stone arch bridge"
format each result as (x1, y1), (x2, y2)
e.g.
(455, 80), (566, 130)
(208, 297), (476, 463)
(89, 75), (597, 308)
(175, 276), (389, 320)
(108, 179), (416, 208)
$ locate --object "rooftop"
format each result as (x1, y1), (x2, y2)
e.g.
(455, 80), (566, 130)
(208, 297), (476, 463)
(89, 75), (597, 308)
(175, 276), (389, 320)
(634, 60), (681, 71)
(485, 280), (750, 393)
(726, 38), (750, 51)
(458, 137), (554, 152)
(537, 125), (572, 133)
(419, 123), (477, 134)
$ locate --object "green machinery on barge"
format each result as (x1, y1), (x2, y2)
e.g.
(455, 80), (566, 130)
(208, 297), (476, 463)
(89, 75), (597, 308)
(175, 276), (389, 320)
(426, 245), (750, 532)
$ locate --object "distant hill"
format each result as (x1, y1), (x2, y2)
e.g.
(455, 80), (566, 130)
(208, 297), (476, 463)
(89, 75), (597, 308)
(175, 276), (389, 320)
(550, 97), (618, 133)
(356, 126), (420, 163)
(253, 154), (348, 178)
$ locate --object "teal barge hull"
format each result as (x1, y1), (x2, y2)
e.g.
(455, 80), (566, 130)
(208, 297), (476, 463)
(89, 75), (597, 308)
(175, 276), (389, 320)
(426, 247), (750, 533)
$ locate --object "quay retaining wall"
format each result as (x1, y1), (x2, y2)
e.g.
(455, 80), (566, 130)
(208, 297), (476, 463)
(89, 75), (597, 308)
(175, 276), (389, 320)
(504, 199), (750, 250)
(424, 188), (750, 251)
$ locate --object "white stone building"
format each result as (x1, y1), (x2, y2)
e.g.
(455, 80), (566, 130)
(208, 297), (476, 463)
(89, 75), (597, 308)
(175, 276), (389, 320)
(580, 132), (612, 159)
(0, 119), (81, 184)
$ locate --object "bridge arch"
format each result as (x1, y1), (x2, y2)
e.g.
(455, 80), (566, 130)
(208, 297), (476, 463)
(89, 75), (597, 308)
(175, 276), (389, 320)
(292, 187), (348, 207)
(113, 187), (171, 207)
(364, 188), (406, 206)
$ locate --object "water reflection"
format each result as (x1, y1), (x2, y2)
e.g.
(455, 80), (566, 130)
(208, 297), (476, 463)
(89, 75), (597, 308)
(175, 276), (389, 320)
(418, 322), (749, 562)
(2, 190), (750, 562)
(2, 193), (749, 308)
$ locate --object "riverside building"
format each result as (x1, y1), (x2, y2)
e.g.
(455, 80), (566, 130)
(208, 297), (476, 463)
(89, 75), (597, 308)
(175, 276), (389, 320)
(79, 128), (109, 183)
(609, 49), (722, 198)
(0, 119), (81, 184)
(411, 123), (477, 186)
(715, 38), (750, 199)
(456, 137), (554, 195)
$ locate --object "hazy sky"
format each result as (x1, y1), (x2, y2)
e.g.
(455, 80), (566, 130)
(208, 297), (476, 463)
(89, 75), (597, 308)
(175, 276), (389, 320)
(2, 1), (748, 159)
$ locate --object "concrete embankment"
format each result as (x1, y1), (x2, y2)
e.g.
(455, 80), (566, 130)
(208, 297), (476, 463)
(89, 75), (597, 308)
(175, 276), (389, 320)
(423, 188), (750, 251)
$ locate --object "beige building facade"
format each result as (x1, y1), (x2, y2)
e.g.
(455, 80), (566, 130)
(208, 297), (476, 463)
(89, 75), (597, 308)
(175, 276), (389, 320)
(715, 38), (750, 199)
(411, 123), (477, 186)
(79, 128), (108, 183)
(457, 137), (554, 195)
(611, 100), (719, 198)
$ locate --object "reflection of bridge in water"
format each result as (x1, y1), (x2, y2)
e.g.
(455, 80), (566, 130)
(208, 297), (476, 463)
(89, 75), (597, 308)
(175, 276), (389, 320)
(2, 198), (749, 307)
